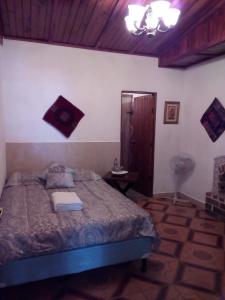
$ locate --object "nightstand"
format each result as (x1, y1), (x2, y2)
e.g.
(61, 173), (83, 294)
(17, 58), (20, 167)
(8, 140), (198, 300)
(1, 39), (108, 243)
(103, 172), (139, 195)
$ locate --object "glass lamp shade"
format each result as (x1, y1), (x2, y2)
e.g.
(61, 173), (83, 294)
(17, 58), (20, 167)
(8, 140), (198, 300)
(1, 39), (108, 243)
(162, 7), (181, 27)
(125, 16), (136, 32)
(124, 1), (181, 35)
(145, 14), (159, 30)
(150, 0), (171, 18)
(127, 4), (147, 28)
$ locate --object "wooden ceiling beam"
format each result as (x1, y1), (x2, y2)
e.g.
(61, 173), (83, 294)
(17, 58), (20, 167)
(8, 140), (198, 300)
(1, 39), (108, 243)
(0, 5), (3, 44)
(1, 0), (225, 67)
(94, 0), (120, 49)
(146, 0), (224, 55)
(0, 29), (3, 45)
(130, 0), (196, 54)
(159, 4), (225, 68)
(157, 0), (225, 54)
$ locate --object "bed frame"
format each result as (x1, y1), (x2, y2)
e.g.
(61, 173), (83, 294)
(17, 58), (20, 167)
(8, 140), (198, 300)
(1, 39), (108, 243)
(0, 237), (153, 288)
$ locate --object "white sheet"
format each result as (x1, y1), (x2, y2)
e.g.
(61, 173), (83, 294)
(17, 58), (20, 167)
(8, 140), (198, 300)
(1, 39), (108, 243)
(52, 192), (83, 211)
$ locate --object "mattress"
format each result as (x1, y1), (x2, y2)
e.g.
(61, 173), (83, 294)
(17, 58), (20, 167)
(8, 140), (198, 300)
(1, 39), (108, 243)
(0, 179), (156, 266)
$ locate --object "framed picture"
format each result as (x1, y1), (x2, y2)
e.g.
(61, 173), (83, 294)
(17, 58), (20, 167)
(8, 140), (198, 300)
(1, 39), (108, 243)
(164, 101), (180, 124)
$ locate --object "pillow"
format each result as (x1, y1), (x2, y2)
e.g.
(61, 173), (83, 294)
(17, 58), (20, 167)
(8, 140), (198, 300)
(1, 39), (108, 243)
(5, 171), (41, 187)
(39, 163), (101, 182)
(46, 172), (75, 189)
(73, 168), (101, 182)
(39, 163), (75, 181)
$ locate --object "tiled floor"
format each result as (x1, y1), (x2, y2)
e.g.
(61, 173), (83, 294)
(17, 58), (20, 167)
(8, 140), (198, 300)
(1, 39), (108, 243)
(1, 197), (225, 300)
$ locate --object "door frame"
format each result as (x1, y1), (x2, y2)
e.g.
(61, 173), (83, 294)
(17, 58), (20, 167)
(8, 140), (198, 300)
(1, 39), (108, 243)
(120, 90), (157, 196)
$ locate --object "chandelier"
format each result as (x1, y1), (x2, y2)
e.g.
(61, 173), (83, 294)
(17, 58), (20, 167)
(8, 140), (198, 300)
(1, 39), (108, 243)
(125, 1), (181, 36)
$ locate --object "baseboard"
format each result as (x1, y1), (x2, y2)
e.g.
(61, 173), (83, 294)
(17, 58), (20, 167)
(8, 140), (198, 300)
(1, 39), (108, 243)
(153, 192), (174, 199)
(153, 192), (204, 208)
(179, 193), (204, 208)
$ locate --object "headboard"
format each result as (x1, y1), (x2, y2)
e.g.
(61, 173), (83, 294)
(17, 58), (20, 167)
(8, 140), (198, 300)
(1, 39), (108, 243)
(6, 142), (120, 176)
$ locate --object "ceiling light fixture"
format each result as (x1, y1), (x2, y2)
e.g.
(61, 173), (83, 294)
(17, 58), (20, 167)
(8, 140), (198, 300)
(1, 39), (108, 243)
(124, 1), (181, 36)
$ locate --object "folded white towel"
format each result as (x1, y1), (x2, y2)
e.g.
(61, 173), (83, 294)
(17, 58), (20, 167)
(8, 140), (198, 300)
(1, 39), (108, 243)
(54, 205), (82, 212)
(52, 192), (83, 212)
(52, 192), (83, 205)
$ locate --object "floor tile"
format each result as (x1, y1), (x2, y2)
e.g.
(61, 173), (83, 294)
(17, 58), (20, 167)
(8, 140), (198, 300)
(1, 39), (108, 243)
(197, 210), (217, 220)
(67, 266), (125, 299)
(158, 239), (180, 257)
(147, 210), (165, 223)
(165, 285), (220, 300)
(3, 197), (225, 300)
(164, 214), (189, 226)
(146, 197), (170, 204)
(191, 231), (220, 247)
(142, 290), (162, 300)
(180, 264), (217, 291)
(119, 277), (160, 300)
(145, 202), (168, 212)
(166, 206), (196, 218)
(119, 291), (147, 300)
(190, 218), (224, 235)
(156, 223), (190, 242)
(133, 253), (179, 284)
(174, 200), (195, 207)
(62, 295), (86, 300)
(180, 242), (224, 271)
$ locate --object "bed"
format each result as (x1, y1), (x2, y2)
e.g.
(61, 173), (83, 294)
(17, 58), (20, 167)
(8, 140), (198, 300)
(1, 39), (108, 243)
(0, 166), (157, 288)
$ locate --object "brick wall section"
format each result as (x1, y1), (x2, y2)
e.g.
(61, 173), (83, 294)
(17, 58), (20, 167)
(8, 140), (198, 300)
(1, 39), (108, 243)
(206, 192), (225, 221)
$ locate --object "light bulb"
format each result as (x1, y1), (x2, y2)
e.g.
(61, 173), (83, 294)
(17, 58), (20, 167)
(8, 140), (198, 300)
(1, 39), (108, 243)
(150, 0), (171, 18)
(162, 7), (181, 27)
(125, 16), (136, 32)
(127, 4), (147, 28)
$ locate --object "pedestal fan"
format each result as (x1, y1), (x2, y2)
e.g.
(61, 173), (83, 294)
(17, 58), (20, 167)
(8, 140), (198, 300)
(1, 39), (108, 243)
(170, 153), (195, 204)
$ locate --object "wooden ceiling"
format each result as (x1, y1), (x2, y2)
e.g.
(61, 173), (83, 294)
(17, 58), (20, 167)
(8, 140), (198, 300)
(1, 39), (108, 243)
(0, 0), (225, 68)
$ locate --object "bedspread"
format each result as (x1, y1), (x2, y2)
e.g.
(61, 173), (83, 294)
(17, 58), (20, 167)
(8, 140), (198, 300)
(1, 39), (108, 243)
(0, 180), (156, 265)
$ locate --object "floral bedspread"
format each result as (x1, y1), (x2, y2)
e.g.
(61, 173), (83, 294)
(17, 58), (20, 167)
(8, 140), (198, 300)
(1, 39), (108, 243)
(0, 180), (156, 265)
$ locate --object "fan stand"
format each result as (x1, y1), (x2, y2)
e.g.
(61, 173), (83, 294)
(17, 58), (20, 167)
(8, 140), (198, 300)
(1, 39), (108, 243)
(173, 192), (178, 205)
(173, 192), (190, 205)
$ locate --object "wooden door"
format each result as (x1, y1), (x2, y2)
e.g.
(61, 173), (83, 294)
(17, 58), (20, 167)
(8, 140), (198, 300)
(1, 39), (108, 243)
(121, 94), (133, 171)
(121, 94), (156, 196)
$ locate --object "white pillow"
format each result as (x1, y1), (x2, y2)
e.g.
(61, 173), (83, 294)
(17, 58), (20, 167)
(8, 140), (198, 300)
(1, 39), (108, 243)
(46, 172), (75, 189)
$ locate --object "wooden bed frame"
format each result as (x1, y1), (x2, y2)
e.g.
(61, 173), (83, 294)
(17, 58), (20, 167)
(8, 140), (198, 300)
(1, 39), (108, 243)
(0, 237), (153, 288)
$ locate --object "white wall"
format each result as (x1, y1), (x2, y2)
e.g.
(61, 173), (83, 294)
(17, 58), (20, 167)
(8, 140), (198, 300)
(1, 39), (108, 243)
(1, 40), (185, 194)
(2, 40), (225, 202)
(181, 56), (225, 202)
(0, 46), (6, 194)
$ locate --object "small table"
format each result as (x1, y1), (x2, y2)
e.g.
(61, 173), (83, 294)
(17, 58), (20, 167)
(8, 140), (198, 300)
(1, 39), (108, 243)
(103, 171), (139, 195)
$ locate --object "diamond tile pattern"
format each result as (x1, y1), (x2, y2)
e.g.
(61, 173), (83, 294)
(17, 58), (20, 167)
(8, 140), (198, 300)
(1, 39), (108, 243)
(2, 197), (225, 300)
(181, 241), (224, 271)
(191, 231), (220, 247)
(180, 265), (217, 291)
